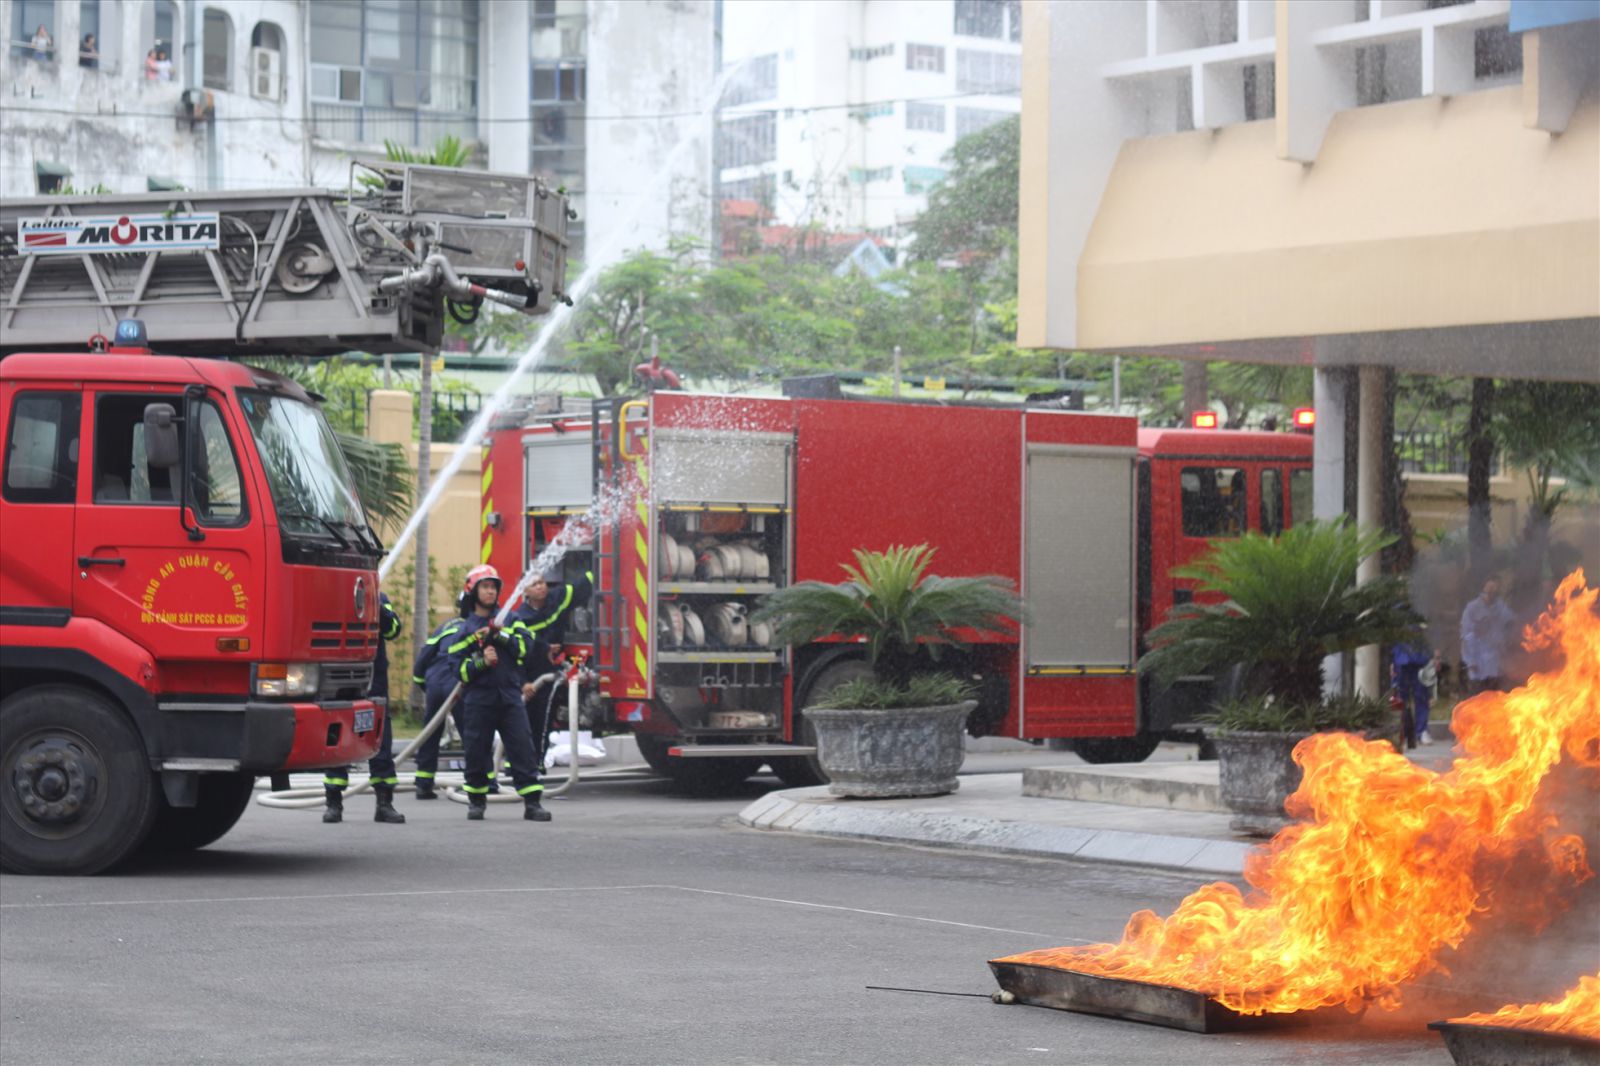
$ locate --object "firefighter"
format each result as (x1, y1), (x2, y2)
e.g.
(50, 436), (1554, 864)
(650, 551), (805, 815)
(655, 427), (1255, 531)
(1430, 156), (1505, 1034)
(446, 565), (550, 822)
(323, 591), (406, 824)
(408, 613), (468, 800)
(511, 568), (593, 777)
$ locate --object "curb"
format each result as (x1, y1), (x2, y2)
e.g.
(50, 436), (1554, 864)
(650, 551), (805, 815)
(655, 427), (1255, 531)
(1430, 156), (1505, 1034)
(737, 790), (1254, 876)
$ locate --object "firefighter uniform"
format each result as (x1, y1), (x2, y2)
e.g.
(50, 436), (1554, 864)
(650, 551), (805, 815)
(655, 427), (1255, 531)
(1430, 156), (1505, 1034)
(509, 570), (591, 777)
(446, 612), (547, 820)
(323, 593), (406, 824)
(408, 616), (467, 800)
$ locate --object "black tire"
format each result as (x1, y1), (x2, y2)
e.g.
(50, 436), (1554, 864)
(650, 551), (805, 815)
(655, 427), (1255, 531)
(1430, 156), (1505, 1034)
(770, 658), (875, 788)
(636, 735), (762, 795)
(141, 772), (256, 853)
(1073, 734), (1161, 764)
(1, 685), (158, 875)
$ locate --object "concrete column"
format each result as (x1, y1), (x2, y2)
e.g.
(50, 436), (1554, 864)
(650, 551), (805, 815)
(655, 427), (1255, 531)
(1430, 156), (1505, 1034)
(1313, 365), (1352, 696)
(368, 389), (413, 446)
(1354, 364), (1386, 699)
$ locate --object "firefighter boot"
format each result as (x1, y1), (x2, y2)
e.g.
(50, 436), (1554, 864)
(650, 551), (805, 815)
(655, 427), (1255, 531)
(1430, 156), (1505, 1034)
(413, 778), (437, 800)
(524, 793), (552, 822)
(373, 784), (406, 824)
(321, 787), (343, 824)
(467, 797), (487, 821)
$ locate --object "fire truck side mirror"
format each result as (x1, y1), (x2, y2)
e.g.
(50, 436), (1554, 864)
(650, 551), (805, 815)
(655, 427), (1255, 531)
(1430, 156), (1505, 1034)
(143, 403), (182, 469)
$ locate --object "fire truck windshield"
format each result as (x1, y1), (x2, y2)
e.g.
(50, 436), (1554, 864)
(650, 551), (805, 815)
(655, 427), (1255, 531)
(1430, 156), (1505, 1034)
(237, 390), (371, 551)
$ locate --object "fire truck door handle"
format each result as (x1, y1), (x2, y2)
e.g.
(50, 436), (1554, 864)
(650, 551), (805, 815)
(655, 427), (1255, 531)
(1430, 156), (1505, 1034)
(78, 556), (126, 568)
(617, 400), (648, 461)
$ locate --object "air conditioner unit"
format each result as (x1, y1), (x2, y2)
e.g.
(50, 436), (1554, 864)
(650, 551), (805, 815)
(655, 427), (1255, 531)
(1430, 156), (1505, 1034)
(251, 46), (282, 101)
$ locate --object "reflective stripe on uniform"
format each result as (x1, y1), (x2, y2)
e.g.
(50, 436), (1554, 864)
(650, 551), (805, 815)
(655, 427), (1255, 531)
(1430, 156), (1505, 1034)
(446, 633), (480, 655)
(427, 623), (463, 646)
(323, 776), (349, 787)
(414, 770), (436, 779)
(517, 784), (544, 795)
(370, 776), (399, 785)
(462, 784), (490, 795)
(459, 659), (473, 682)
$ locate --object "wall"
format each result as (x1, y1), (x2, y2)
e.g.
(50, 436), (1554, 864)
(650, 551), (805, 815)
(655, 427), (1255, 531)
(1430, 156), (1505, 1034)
(584, 0), (717, 256)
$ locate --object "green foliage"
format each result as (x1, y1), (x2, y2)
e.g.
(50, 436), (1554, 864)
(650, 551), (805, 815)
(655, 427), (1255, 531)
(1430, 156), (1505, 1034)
(809, 672), (977, 710)
(334, 431), (414, 533)
(1203, 693), (1394, 734)
(56, 182), (114, 196)
(1492, 381), (1600, 519)
(1140, 520), (1420, 707)
(751, 544), (1023, 686)
(909, 115), (1020, 267)
(381, 134), (473, 167)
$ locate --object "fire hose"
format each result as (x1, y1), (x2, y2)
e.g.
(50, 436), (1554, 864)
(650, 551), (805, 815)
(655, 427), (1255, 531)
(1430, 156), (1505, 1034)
(254, 657), (594, 809)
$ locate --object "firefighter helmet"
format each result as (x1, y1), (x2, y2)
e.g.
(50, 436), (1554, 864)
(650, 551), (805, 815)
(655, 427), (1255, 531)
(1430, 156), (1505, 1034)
(463, 564), (502, 598)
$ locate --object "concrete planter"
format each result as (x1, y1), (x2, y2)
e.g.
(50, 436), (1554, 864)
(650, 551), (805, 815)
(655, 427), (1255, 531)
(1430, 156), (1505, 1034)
(803, 701), (976, 798)
(1216, 726), (1401, 836)
(1214, 731), (1314, 837)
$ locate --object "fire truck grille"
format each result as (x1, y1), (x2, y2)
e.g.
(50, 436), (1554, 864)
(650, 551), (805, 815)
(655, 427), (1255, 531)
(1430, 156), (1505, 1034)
(309, 621), (379, 653)
(319, 663), (374, 702)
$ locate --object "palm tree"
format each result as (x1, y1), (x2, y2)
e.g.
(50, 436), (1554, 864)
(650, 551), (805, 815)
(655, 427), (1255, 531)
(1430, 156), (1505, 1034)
(1140, 519), (1419, 709)
(751, 544), (1023, 692)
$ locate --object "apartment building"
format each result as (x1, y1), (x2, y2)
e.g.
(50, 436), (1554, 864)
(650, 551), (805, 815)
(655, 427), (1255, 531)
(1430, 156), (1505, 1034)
(2, 0), (717, 258)
(718, 0), (1022, 243)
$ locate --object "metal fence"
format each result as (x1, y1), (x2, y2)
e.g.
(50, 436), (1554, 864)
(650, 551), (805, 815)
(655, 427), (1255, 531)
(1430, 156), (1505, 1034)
(1394, 430), (1499, 476)
(319, 387), (483, 443)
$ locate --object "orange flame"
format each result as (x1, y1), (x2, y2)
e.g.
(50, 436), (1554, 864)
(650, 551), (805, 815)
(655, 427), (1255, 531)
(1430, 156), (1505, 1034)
(997, 570), (1600, 1016)
(1451, 973), (1600, 1038)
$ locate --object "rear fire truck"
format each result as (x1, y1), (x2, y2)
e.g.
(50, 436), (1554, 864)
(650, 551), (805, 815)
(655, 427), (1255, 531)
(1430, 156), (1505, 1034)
(1, 164), (569, 872)
(482, 392), (1311, 790)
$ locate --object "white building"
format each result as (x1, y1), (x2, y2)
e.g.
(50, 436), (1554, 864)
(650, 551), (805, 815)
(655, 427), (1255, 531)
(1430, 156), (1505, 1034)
(1, 0), (717, 259)
(718, 0), (1022, 242)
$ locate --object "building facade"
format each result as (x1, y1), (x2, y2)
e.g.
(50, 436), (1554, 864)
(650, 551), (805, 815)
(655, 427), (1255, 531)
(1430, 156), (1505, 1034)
(1, 0), (717, 259)
(718, 0), (1022, 244)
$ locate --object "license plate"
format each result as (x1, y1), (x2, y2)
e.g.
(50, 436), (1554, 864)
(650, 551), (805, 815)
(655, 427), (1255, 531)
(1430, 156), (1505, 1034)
(353, 708), (375, 733)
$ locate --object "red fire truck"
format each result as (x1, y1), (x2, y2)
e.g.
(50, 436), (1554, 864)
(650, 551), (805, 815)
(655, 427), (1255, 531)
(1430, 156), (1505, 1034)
(1, 165), (570, 872)
(481, 391), (1311, 790)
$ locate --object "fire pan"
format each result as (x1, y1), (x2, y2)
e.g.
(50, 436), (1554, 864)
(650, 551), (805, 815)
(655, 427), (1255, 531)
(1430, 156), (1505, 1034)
(1428, 1021), (1600, 1066)
(988, 960), (1348, 1034)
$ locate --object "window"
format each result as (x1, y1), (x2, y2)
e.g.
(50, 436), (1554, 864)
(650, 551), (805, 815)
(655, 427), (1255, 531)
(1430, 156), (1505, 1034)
(723, 53), (776, 106)
(11, 0), (56, 61)
(954, 0), (1020, 41)
(1474, 25), (1521, 80)
(903, 165), (947, 193)
(849, 43), (894, 61)
(533, 0), (557, 30)
(310, 0), (480, 147)
(79, 1), (101, 69)
(720, 174), (775, 206)
(203, 8), (232, 91)
(848, 166), (892, 184)
(849, 102), (893, 121)
(1260, 468), (1284, 536)
(4, 393), (80, 504)
(155, 0), (179, 59)
(717, 112), (777, 169)
(532, 62), (585, 102)
(34, 162), (69, 195)
(1289, 468), (1313, 527)
(191, 402), (246, 524)
(956, 49), (1020, 94)
(906, 101), (945, 132)
(90, 394), (243, 521)
(954, 106), (1010, 137)
(1180, 467), (1246, 538)
(250, 22), (286, 100)
(906, 43), (944, 73)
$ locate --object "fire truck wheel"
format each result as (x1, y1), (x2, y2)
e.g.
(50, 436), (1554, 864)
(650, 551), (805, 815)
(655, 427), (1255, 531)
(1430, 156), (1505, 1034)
(141, 772), (256, 853)
(772, 658), (875, 788)
(0, 686), (159, 876)
(635, 734), (678, 776)
(1072, 734), (1161, 764)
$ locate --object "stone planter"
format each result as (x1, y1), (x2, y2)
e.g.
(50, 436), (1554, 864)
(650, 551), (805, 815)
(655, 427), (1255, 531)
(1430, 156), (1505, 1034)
(1214, 731), (1315, 837)
(803, 701), (976, 799)
(1216, 727), (1401, 837)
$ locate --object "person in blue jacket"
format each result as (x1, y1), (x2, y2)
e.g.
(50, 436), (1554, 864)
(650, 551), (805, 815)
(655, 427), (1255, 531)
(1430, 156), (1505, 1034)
(1392, 626), (1437, 748)
(510, 568), (592, 776)
(445, 565), (550, 822)
(408, 613), (467, 800)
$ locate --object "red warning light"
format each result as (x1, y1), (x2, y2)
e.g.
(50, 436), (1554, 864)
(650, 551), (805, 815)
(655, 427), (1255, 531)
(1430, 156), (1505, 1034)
(1191, 411), (1219, 429)
(1293, 407), (1316, 429)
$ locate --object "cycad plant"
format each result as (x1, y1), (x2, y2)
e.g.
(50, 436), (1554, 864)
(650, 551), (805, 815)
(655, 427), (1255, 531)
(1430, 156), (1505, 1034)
(1140, 519), (1420, 712)
(751, 544), (1023, 701)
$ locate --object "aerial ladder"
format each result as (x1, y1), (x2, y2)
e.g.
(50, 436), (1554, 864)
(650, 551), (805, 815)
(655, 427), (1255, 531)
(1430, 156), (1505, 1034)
(1, 161), (572, 357)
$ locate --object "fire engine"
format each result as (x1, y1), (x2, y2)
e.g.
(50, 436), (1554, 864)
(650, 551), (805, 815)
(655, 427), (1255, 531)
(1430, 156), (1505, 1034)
(481, 390), (1311, 791)
(0, 164), (570, 873)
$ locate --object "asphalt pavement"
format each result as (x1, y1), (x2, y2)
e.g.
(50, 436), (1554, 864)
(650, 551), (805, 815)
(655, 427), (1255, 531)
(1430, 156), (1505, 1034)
(1, 742), (1587, 1066)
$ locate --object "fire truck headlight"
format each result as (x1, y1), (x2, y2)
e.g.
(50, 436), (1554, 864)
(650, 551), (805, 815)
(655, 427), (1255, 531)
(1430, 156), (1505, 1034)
(252, 662), (321, 698)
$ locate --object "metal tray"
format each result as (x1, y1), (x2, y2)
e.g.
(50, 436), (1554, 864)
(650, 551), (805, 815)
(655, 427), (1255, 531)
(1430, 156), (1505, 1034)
(1428, 1020), (1600, 1066)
